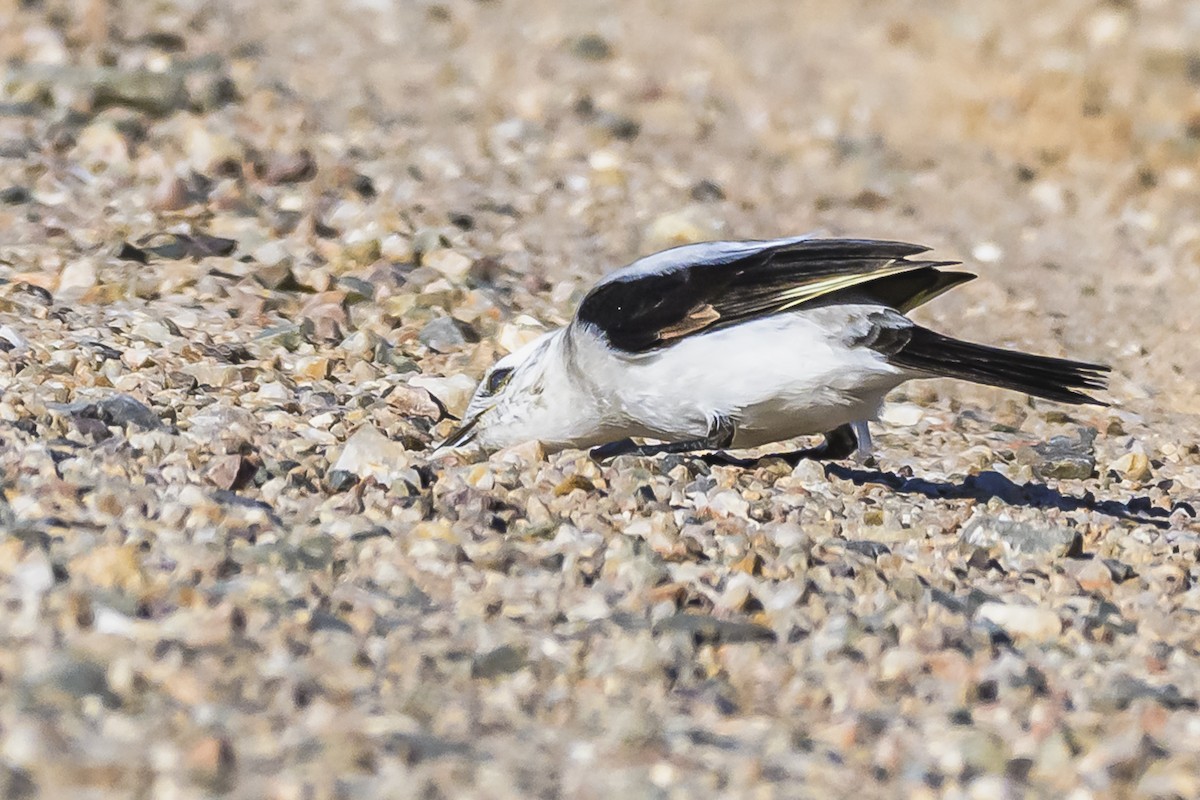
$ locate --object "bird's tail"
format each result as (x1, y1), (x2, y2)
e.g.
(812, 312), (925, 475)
(890, 327), (1110, 405)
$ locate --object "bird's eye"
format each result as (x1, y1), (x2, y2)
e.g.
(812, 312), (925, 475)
(483, 367), (513, 395)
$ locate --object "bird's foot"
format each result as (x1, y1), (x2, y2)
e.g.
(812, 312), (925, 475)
(591, 418), (736, 462)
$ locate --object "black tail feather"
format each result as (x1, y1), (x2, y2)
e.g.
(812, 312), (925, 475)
(891, 327), (1110, 405)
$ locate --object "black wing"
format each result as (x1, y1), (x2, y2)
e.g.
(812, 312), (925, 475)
(574, 237), (971, 352)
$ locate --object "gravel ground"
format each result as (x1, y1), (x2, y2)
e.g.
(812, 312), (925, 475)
(3, 1), (1200, 797)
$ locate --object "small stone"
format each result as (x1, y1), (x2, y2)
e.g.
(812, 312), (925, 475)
(448, 211), (474, 230)
(340, 238), (381, 268)
(252, 240), (290, 267)
(73, 544), (146, 591)
(960, 516), (1081, 557)
(206, 454), (253, 491)
(1021, 428), (1097, 480)
(326, 469), (358, 492)
(0, 186), (31, 204)
(0, 765), (35, 800)
(0, 325), (29, 352)
(593, 110), (640, 140)
(653, 613), (776, 644)
(422, 249), (473, 283)
(408, 374), (478, 417)
(1097, 675), (1197, 712)
(152, 174), (191, 211)
(57, 258), (98, 300)
(412, 228), (451, 258)
(976, 602), (1061, 640)
(419, 317), (480, 353)
(380, 233), (414, 261)
(308, 609), (354, 634)
(689, 179), (725, 202)
(93, 67), (189, 116)
(186, 363), (240, 388)
(375, 340), (419, 372)
(842, 540), (891, 559)
(588, 149), (625, 185)
(184, 123), (242, 172)
(972, 242), (1004, 263)
(52, 393), (162, 431)
(705, 489), (751, 519)
(495, 439), (545, 465)
(43, 658), (119, 706)
(1072, 558), (1114, 592)
(131, 319), (175, 345)
(880, 403), (924, 427)
(331, 424), (417, 487)
(571, 33), (613, 60)
(471, 645), (527, 678)
(191, 71), (240, 112)
(167, 371), (199, 391)
(554, 474), (595, 496)
(293, 356), (329, 380)
(338, 330), (377, 358)
(254, 382), (291, 402)
(1103, 558), (1136, 583)
(258, 149), (317, 184)
(185, 736), (236, 791)
(880, 647), (922, 681)
(386, 385), (441, 418)
(496, 319), (546, 354)
(646, 208), (716, 250)
(1111, 450), (1151, 482)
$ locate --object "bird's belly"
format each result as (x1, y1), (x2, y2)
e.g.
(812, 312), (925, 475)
(607, 313), (905, 447)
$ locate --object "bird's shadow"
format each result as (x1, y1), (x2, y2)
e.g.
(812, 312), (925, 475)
(823, 464), (1181, 529)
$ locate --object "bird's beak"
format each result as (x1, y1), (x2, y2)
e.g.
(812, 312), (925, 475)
(434, 412), (482, 452)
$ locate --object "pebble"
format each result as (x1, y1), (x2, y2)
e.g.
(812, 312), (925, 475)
(292, 355), (329, 380)
(51, 394), (162, 431)
(1073, 558), (1115, 592)
(960, 515), (1081, 556)
(881, 402), (925, 427)
(1111, 450), (1152, 482)
(972, 242), (1004, 263)
(470, 645), (527, 678)
(418, 316), (480, 353)
(496, 319), (546, 353)
(408, 374), (478, 417)
(92, 67), (189, 115)
(56, 259), (98, 300)
(976, 602), (1062, 640)
(703, 489), (751, 518)
(645, 208), (717, 249)
(0, 185), (32, 204)
(330, 424), (418, 488)
(0, 325), (29, 352)
(653, 613), (776, 644)
(1021, 429), (1097, 481)
(422, 249), (474, 283)
(571, 34), (614, 60)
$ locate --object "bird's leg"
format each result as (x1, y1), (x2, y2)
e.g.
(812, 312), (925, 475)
(850, 420), (876, 466)
(775, 423), (860, 465)
(591, 417), (735, 461)
(703, 423), (868, 468)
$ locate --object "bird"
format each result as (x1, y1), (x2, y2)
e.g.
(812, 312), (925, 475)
(438, 236), (1109, 463)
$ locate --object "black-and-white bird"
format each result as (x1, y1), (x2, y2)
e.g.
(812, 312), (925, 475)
(439, 236), (1109, 462)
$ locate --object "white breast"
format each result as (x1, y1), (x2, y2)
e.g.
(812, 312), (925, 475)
(574, 306), (909, 449)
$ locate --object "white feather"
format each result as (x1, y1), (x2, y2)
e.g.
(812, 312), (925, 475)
(465, 304), (910, 452)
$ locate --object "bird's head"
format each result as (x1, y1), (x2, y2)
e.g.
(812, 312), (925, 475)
(437, 330), (570, 452)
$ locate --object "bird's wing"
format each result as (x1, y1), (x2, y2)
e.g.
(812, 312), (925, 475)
(574, 237), (971, 352)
